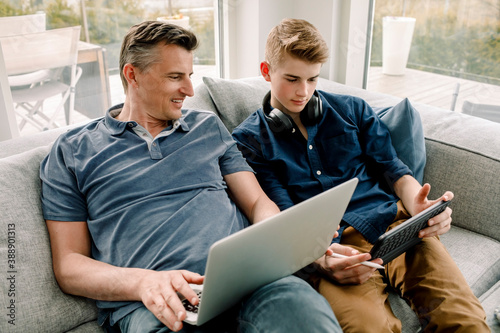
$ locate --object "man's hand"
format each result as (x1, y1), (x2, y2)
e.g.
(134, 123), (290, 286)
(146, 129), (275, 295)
(315, 244), (383, 285)
(412, 184), (454, 238)
(46, 220), (206, 332)
(139, 270), (204, 332)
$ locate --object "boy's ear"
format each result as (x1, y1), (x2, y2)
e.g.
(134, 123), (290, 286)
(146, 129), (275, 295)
(260, 62), (271, 81)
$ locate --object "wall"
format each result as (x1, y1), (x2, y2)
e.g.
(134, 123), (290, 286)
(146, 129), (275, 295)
(224, 0), (373, 88)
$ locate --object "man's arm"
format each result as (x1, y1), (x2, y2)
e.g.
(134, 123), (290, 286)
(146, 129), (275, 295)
(392, 175), (454, 238)
(46, 220), (204, 332)
(223, 171), (280, 224)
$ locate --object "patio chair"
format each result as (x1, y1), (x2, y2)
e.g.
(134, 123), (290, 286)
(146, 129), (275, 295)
(462, 100), (500, 123)
(0, 13), (52, 121)
(0, 26), (82, 131)
(0, 12), (46, 37)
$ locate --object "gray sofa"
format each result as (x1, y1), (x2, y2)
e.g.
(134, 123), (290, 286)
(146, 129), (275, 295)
(0, 76), (498, 332)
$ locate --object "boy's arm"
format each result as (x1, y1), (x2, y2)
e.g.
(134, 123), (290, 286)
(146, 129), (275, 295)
(251, 164), (295, 211)
(393, 175), (454, 238)
(46, 220), (204, 331)
(232, 134), (294, 211)
(356, 102), (453, 237)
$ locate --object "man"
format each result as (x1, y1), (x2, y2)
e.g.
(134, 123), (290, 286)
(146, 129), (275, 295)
(232, 18), (489, 332)
(40, 21), (341, 333)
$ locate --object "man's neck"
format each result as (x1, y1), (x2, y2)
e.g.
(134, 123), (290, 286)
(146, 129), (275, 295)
(116, 100), (172, 138)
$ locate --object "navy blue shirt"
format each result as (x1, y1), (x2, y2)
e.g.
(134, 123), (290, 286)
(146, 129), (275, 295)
(232, 91), (412, 244)
(40, 105), (253, 325)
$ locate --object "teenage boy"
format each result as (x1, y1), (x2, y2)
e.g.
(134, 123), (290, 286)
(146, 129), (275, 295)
(232, 18), (489, 332)
(40, 21), (341, 333)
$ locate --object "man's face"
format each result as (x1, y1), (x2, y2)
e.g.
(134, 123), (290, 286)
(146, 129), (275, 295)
(133, 44), (194, 122)
(266, 54), (322, 119)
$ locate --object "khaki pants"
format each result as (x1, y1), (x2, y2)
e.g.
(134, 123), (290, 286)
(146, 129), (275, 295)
(311, 202), (489, 332)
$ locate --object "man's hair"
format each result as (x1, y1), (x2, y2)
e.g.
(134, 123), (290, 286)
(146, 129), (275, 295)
(119, 20), (198, 91)
(265, 18), (329, 70)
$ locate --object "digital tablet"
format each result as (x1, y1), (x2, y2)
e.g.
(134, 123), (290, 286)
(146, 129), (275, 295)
(370, 199), (452, 265)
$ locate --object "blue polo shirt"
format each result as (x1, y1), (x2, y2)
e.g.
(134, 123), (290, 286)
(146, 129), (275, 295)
(232, 91), (412, 244)
(40, 105), (253, 325)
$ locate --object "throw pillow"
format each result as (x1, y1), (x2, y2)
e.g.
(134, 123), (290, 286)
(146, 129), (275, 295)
(202, 76), (270, 133)
(374, 98), (426, 183)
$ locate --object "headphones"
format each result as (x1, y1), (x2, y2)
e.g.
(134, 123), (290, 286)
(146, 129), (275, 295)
(262, 90), (323, 133)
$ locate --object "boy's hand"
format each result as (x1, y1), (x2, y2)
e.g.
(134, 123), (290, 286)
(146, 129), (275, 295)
(316, 244), (382, 285)
(412, 184), (454, 238)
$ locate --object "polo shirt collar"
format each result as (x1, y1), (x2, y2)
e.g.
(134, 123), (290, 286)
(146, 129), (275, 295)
(105, 103), (190, 136)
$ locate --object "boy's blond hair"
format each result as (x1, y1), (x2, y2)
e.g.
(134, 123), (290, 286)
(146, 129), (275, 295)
(265, 18), (329, 70)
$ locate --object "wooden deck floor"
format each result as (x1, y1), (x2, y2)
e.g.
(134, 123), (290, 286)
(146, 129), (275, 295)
(16, 66), (500, 136)
(367, 66), (500, 112)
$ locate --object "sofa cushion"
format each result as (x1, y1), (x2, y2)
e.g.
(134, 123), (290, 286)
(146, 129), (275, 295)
(184, 81), (219, 117)
(374, 98), (426, 183)
(387, 292), (420, 332)
(479, 280), (500, 329)
(440, 226), (500, 297)
(0, 127), (67, 159)
(202, 76), (270, 133)
(66, 321), (104, 332)
(424, 138), (500, 242)
(0, 147), (100, 332)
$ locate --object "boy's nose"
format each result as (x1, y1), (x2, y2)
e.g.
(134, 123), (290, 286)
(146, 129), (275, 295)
(296, 82), (308, 97)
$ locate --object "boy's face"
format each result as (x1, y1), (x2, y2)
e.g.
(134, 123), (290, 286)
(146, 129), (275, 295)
(262, 54), (322, 119)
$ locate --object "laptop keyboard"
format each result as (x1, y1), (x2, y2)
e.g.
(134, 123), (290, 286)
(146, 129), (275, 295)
(182, 290), (203, 314)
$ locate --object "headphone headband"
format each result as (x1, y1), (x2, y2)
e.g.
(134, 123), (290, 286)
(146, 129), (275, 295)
(262, 90), (323, 133)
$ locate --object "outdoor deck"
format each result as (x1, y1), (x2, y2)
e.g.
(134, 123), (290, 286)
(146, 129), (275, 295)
(17, 66), (500, 136)
(367, 66), (500, 112)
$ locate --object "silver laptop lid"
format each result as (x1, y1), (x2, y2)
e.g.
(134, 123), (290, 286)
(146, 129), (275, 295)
(195, 177), (358, 325)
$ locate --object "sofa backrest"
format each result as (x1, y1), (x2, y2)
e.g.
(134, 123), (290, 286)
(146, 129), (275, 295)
(0, 146), (100, 332)
(185, 76), (270, 133)
(185, 76), (500, 242)
(0, 121), (83, 159)
(418, 108), (500, 242)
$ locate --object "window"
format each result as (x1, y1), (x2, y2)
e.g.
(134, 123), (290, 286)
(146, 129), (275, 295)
(367, 0), (500, 112)
(0, 0), (219, 137)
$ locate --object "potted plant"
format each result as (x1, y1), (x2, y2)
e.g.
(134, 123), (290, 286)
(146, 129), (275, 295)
(382, 0), (415, 75)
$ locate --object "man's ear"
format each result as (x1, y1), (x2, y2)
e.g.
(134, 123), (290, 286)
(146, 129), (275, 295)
(123, 63), (138, 89)
(260, 62), (271, 81)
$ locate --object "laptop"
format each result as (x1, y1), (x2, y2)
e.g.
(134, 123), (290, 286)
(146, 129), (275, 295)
(369, 199), (452, 264)
(180, 177), (358, 326)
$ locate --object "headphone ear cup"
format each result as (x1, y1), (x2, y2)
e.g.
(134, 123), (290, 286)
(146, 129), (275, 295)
(268, 109), (294, 133)
(262, 90), (294, 133)
(300, 91), (323, 125)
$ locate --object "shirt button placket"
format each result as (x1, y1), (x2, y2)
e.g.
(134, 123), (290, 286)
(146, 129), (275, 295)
(150, 141), (163, 159)
(308, 144), (323, 177)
